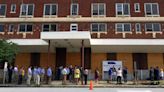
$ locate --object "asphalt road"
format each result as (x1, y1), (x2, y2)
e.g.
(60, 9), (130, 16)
(0, 88), (164, 92)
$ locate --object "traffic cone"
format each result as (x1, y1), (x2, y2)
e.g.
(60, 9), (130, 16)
(89, 80), (93, 90)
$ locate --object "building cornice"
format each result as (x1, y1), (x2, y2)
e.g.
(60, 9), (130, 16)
(0, 17), (164, 23)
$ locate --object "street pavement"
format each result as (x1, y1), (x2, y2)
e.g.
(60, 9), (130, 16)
(0, 88), (164, 92)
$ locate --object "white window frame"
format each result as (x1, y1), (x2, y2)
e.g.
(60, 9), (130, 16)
(145, 23), (161, 32)
(19, 24), (33, 32)
(70, 23), (78, 31)
(135, 23), (141, 32)
(91, 3), (106, 17)
(0, 4), (6, 17)
(115, 23), (131, 32)
(42, 23), (58, 32)
(43, 4), (58, 17)
(134, 3), (140, 12)
(10, 4), (16, 13)
(116, 3), (130, 17)
(91, 23), (107, 32)
(8, 24), (15, 32)
(20, 4), (34, 17)
(71, 3), (79, 16)
(144, 3), (159, 17)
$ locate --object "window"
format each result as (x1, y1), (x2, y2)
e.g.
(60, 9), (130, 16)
(0, 24), (4, 32)
(145, 3), (159, 16)
(19, 24), (33, 32)
(134, 3), (140, 12)
(0, 4), (6, 16)
(145, 23), (161, 32)
(116, 3), (130, 16)
(10, 4), (16, 13)
(91, 23), (107, 32)
(135, 23), (141, 32)
(43, 24), (57, 31)
(71, 3), (78, 15)
(20, 4), (34, 16)
(116, 23), (131, 32)
(9, 24), (15, 32)
(92, 3), (105, 16)
(44, 4), (57, 16)
(70, 24), (78, 31)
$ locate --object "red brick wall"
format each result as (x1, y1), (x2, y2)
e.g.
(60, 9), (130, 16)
(0, 0), (163, 17)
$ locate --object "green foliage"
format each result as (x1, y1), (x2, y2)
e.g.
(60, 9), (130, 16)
(0, 40), (18, 64)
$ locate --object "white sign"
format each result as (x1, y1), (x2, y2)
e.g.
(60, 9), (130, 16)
(102, 60), (122, 71)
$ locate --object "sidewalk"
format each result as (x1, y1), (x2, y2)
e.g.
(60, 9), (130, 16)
(0, 80), (164, 88)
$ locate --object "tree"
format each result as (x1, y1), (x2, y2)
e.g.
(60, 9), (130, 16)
(0, 40), (18, 66)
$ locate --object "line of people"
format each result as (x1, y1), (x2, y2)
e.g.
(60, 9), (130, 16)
(6, 65), (53, 86)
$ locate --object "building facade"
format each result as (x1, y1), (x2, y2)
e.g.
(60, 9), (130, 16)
(0, 0), (164, 78)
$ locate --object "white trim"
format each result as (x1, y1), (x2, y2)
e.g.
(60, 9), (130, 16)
(70, 23), (78, 31)
(144, 3), (160, 17)
(43, 4), (58, 17)
(134, 3), (140, 12)
(70, 3), (79, 16)
(10, 4), (16, 13)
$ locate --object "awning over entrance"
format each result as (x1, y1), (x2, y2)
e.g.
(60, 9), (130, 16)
(41, 31), (91, 52)
(91, 39), (164, 53)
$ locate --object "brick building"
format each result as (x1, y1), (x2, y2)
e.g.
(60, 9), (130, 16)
(0, 0), (164, 78)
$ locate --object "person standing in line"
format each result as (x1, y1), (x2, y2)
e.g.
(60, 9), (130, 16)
(18, 67), (25, 85)
(149, 67), (154, 84)
(74, 66), (80, 85)
(27, 66), (32, 85)
(160, 68), (164, 80)
(112, 66), (117, 81)
(13, 65), (19, 83)
(95, 68), (100, 84)
(33, 66), (37, 84)
(83, 68), (88, 85)
(69, 65), (73, 83)
(61, 66), (67, 85)
(123, 67), (128, 83)
(8, 65), (13, 83)
(80, 67), (84, 85)
(108, 68), (112, 84)
(47, 67), (52, 84)
(116, 67), (122, 84)
(36, 67), (41, 86)
(41, 67), (45, 83)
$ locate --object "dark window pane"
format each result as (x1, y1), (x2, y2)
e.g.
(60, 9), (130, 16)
(152, 4), (158, 15)
(0, 25), (4, 32)
(146, 4), (151, 15)
(9, 24), (14, 32)
(19, 25), (26, 32)
(21, 4), (27, 15)
(0, 5), (6, 16)
(124, 4), (129, 15)
(99, 4), (104, 15)
(153, 23), (160, 31)
(26, 25), (32, 32)
(43, 24), (49, 31)
(51, 5), (57, 15)
(124, 24), (131, 31)
(92, 24), (98, 32)
(28, 5), (33, 15)
(45, 5), (50, 15)
(51, 24), (57, 31)
(99, 24), (105, 31)
(146, 24), (153, 31)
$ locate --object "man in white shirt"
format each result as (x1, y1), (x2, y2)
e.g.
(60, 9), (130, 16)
(116, 67), (122, 84)
(27, 66), (32, 85)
